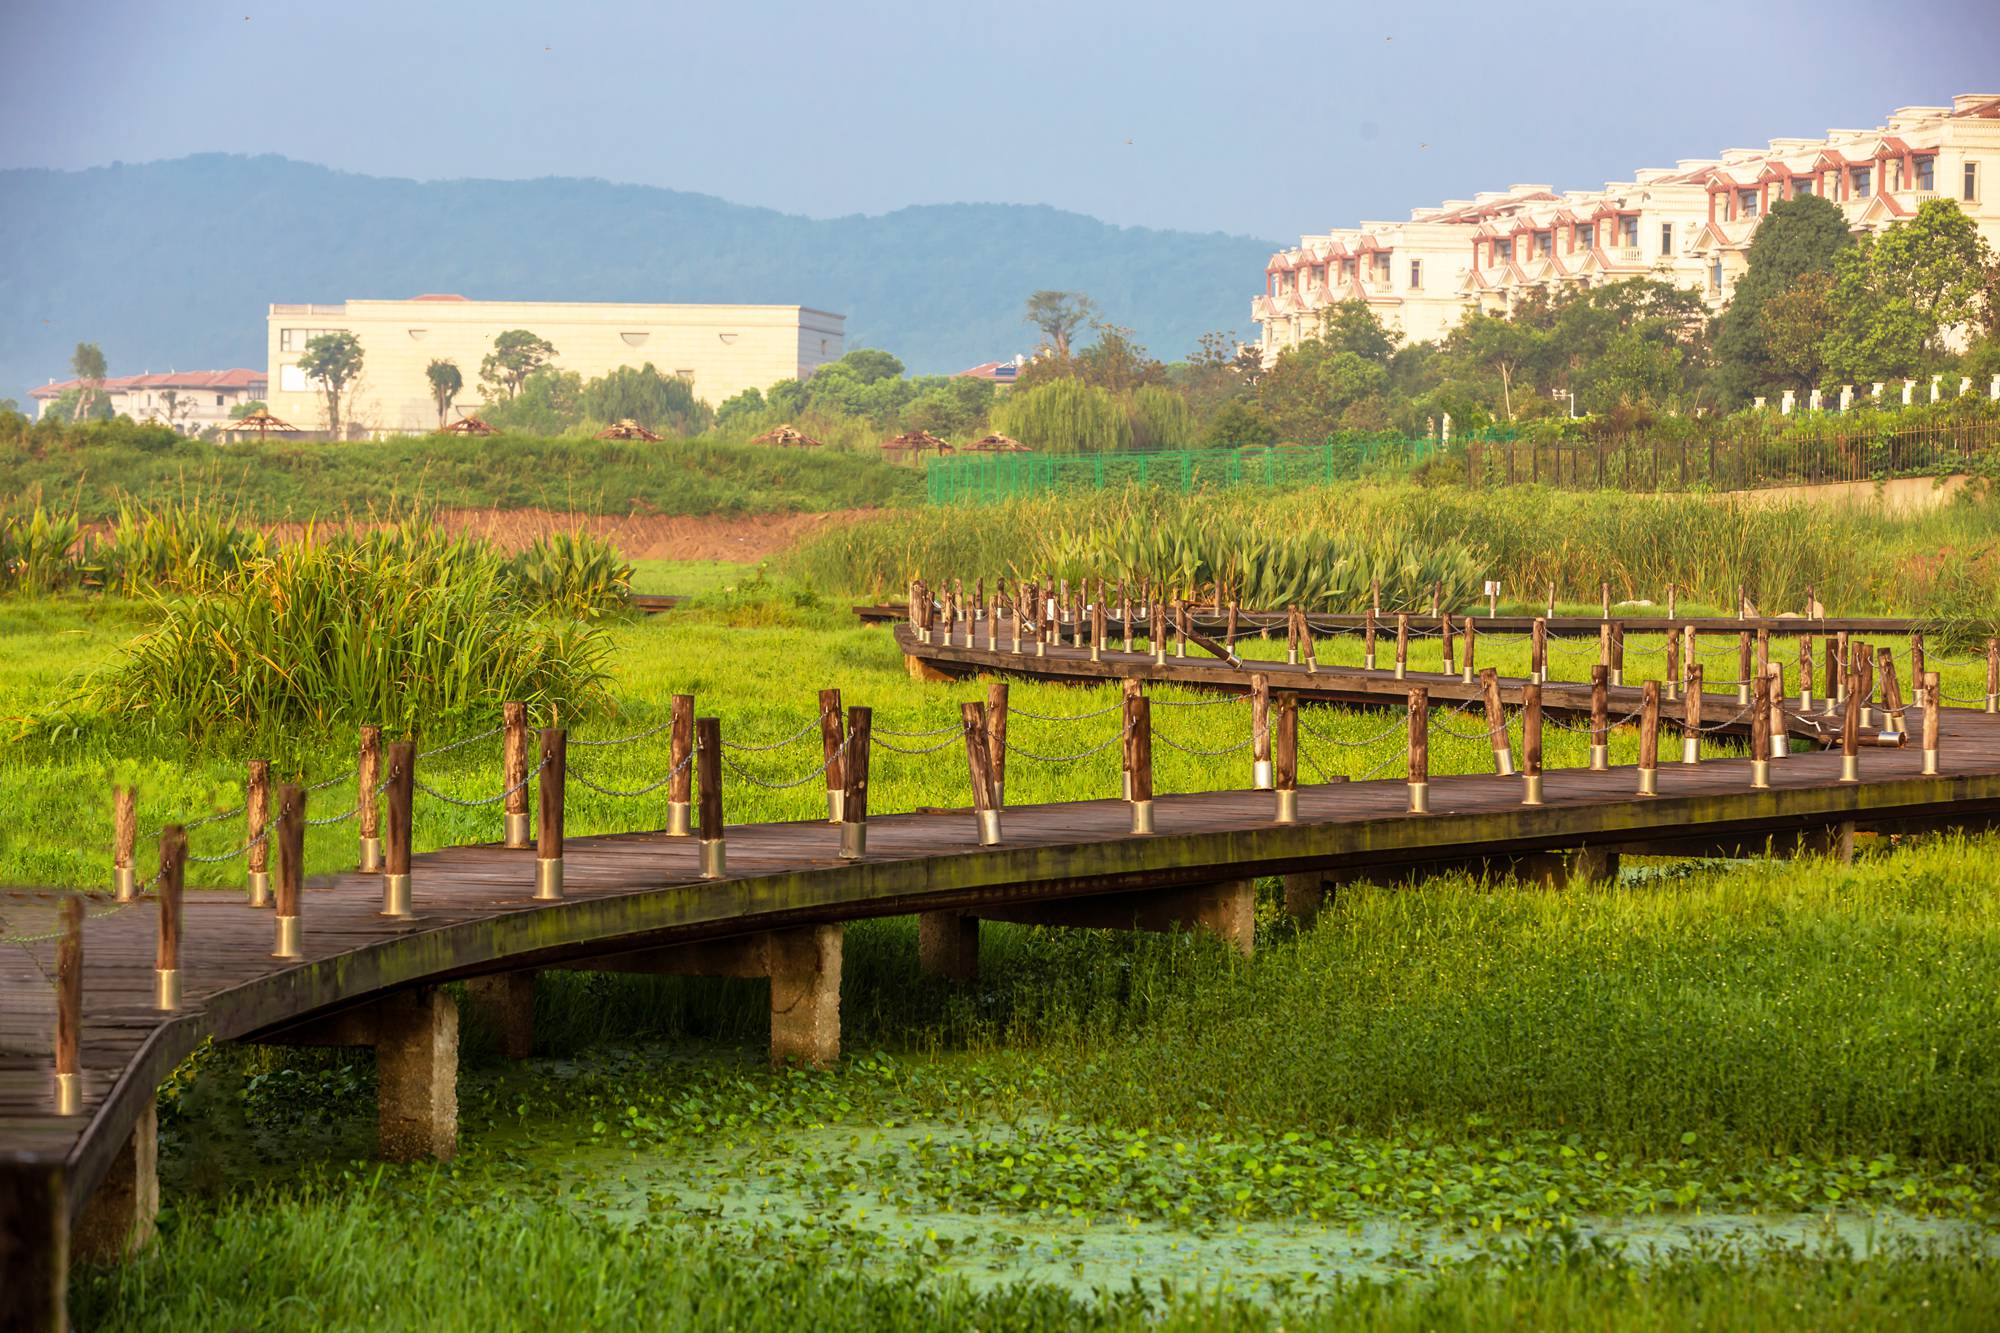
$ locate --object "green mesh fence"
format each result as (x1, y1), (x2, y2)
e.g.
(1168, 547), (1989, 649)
(926, 440), (1444, 505)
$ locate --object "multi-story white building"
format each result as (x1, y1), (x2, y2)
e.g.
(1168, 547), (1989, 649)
(1255, 92), (2000, 361)
(28, 369), (267, 433)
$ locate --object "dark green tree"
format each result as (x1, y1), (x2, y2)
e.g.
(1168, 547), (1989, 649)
(1712, 193), (1851, 404)
(69, 342), (107, 421)
(1023, 291), (1096, 359)
(425, 359), (463, 429)
(479, 330), (558, 401)
(296, 331), (365, 438)
(580, 363), (713, 435)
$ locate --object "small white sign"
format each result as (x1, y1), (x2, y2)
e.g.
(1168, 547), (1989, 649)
(1483, 580), (1501, 596)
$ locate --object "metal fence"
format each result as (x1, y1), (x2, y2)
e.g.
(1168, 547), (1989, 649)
(1465, 417), (2000, 492)
(926, 440), (1444, 505)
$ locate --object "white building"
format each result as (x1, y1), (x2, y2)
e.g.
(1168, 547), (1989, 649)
(28, 369), (267, 433)
(1254, 93), (2000, 361)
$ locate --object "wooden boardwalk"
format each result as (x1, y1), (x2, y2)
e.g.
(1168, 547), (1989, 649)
(7, 618), (1999, 1325)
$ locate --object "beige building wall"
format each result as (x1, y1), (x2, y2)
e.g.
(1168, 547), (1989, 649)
(265, 297), (844, 435)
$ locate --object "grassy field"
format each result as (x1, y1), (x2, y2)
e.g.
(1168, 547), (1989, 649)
(8, 556), (1999, 1326)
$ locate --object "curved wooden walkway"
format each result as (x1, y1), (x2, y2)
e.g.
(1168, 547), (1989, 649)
(7, 618), (2000, 1328)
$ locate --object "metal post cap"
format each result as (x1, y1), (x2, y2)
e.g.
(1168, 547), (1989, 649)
(1252, 759), (1274, 791)
(381, 872), (413, 917)
(247, 870), (272, 908)
(1750, 759), (1770, 789)
(976, 809), (1002, 846)
(1407, 781), (1430, 814)
(1522, 774), (1545, 806)
(505, 811), (532, 848)
(666, 801), (692, 837)
(114, 865), (137, 902)
(1274, 789), (1298, 825)
(154, 968), (181, 1012)
(359, 835), (384, 874)
(54, 1071), (81, 1116)
(533, 858), (564, 901)
(1637, 767), (1658, 796)
(701, 838), (728, 878)
(839, 822), (867, 860)
(1129, 800), (1155, 836)
(273, 914), (302, 960)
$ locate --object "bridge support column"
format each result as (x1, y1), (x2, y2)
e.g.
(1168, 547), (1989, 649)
(71, 1100), (157, 1262)
(904, 654), (953, 683)
(273, 986), (460, 1163)
(1794, 820), (1855, 863)
(464, 972), (535, 1060)
(972, 879), (1255, 957)
(918, 911), (980, 982)
(2, 1166), (67, 1333)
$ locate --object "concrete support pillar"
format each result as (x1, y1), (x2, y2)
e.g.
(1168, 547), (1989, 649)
(904, 654), (953, 683)
(917, 910), (979, 982)
(1185, 878), (1255, 957)
(1795, 820), (1855, 864)
(1282, 872), (1328, 922)
(973, 879), (1256, 957)
(375, 988), (459, 1163)
(766, 926), (842, 1068)
(1565, 845), (1622, 884)
(1, 1167), (67, 1332)
(464, 972), (535, 1060)
(71, 1100), (157, 1262)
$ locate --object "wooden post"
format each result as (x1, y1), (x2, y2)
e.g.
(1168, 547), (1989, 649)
(1766, 664), (1788, 762)
(112, 783), (137, 900)
(1057, 577), (1069, 647)
(1666, 623), (1681, 701)
(1911, 632), (1925, 693)
(818, 688), (846, 824)
(358, 724), (383, 872)
(1599, 581), (1610, 619)
(1840, 671), (1861, 782)
(1755, 627), (1770, 689)
(1637, 680), (1660, 795)
(1597, 621), (1610, 681)
(155, 826), (185, 1011)
(1371, 578), (1381, 615)
(534, 728), (565, 900)
(1522, 682), (1544, 804)
(1667, 583), (1677, 621)
(1395, 613), (1410, 679)
(986, 680), (1009, 807)
(1119, 579), (1132, 654)
(1479, 667), (1512, 775)
(985, 584), (998, 651)
(1012, 581), (1027, 654)
(668, 693), (694, 836)
(1152, 595), (1168, 666)
(1251, 673), (1273, 789)
(502, 701), (531, 848)
(1226, 595), (1239, 649)
(1878, 645), (1905, 735)
(274, 782), (303, 959)
(1531, 617), (1547, 683)
(1431, 581), (1441, 617)
(1750, 669), (1772, 789)
(1798, 634), (1814, 711)
(1589, 665), (1610, 770)
(1736, 630), (1752, 706)
(1441, 609), (1456, 677)
(1126, 694), (1154, 834)
(1299, 608), (1316, 674)
(961, 701), (1000, 845)
(1273, 691), (1298, 824)
(1090, 595), (1106, 662)
(1682, 663), (1704, 764)
(1856, 639), (1875, 728)
(697, 717), (727, 874)
(1364, 606), (1378, 670)
(954, 577), (966, 646)
(1609, 621), (1625, 687)
(1461, 617), (1477, 684)
(1545, 581), (1555, 618)
(1988, 637), (1999, 714)
(1172, 596), (1187, 657)
(247, 758), (271, 907)
(383, 739), (414, 918)
(840, 706), (871, 859)
(1828, 633), (1845, 717)
(1922, 670), (1940, 775)
(54, 896), (82, 1114)
(1286, 604), (1300, 665)
(1406, 685), (1430, 813)
(1736, 583), (1747, 620)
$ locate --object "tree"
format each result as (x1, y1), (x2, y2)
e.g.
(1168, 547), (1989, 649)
(1713, 193), (1851, 404)
(426, 359), (464, 429)
(483, 367), (584, 434)
(579, 363), (713, 435)
(152, 388), (196, 433)
(1202, 399), (1276, 447)
(1023, 291), (1096, 359)
(297, 331), (365, 438)
(228, 400), (268, 420)
(993, 377), (1130, 453)
(1256, 341), (1390, 440)
(479, 330), (558, 401)
(716, 386), (766, 428)
(1822, 198), (1993, 378)
(1125, 384), (1195, 449)
(828, 348), (905, 384)
(70, 342), (107, 421)
(1445, 313), (1540, 421)
(1757, 271), (1836, 393)
(1074, 324), (1165, 396)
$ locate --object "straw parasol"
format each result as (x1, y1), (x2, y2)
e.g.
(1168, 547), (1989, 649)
(963, 432), (1030, 453)
(880, 429), (953, 456)
(441, 416), (497, 436)
(219, 409), (300, 442)
(750, 423), (824, 448)
(595, 419), (663, 442)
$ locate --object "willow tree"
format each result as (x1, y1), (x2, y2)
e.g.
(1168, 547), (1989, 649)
(993, 377), (1131, 453)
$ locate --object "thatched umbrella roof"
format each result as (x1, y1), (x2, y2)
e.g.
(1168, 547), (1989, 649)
(441, 416), (497, 436)
(964, 432), (1030, 453)
(596, 419), (663, 442)
(881, 429), (953, 454)
(219, 409), (300, 441)
(750, 423), (823, 448)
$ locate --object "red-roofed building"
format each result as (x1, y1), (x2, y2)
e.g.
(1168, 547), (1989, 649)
(29, 369), (267, 433)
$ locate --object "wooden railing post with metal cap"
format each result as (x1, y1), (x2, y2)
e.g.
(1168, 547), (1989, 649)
(54, 897), (82, 1114)
(1922, 671), (1941, 775)
(1090, 595), (1106, 663)
(698, 717), (727, 875)
(1407, 685), (1430, 814)
(1461, 617), (1477, 685)
(1682, 663), (1704, 764)
(985, 583), (999, 651)
(839, 706), (871, 860)
(1364, 605), (1378, 671)
(1545, 581), (1555, 619)
(1637, 681), (1660, 795)
(534, 728), (566, 900)
(113, 783), (137, 901)
(1766, 664), (1788, 761)
(961, 701), (1001, 846)
(1274, 692), (1299, 824)
(273, 782), (304, 959)
(1666, 582), (1677, 622)
(1609, 622), (1625, 687)
(1840, 671), (1861, 782)
(1666, 622), (1682, 701)
(1749, 669), (1772, 789)
(1798, 634), (1814, 712)
(1227, 594), (1240, 650)
(382, 739), (414, 918)
(1479, 667), (1512, 775)
(1755, 627), (1770, 700)
(1286, 606), (1300, 666)
(1856, 640), (1876, 729)
(1736, 630), (1752, 707)
(1174, 599), (1189, 659)
(1251, 673), (1273, 790)
(1531, 617), (1547, 684)
(1152, 596), (1168, 666)
(1589, 665), (1610, 771)
(1011, 582), (1026, 655)
(1878, 645), (1906, 737)
(247, 759), (272, 907)
(1597, 622), (1611, 683)
(156, 825), (185, 1011)
(358, 724), (383, 872)
(1830, 632), (1848, 717)
(502, 701), (531, 848)
(1986, 637), (1999, 714)
(818, 689), (846, 824)
(1126, 693), (1154, 835)
(667, 693), (695, 836)
(1600, 582), (1610, 620)
(1522, 682), (1544, 805)
(1911, 631), (1925, 693)
(1395, 613), (1410, 680)
(986, 681), (1009, 807)
(1118, 580), (1132, 654)
(1441, 609), (1456, 677)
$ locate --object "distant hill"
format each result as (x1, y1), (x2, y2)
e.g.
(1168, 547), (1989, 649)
(0, 154), (1276, 403)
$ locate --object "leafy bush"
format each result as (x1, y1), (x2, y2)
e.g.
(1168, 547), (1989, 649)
(506, 531), (634, 617)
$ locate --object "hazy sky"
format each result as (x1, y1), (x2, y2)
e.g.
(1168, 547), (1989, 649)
(4, 0), (1998, 241)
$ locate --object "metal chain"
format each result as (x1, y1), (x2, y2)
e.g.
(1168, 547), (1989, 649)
(183, 801), (248, 832)
(4, 898), (142, 949)
(304, 806), (359, 828)
(1007, 700), (1124, 723)
(1542, 704), (1647, 735)
(720, 742), (852, 789)
(413, 759), (543, 809)
(416, 724), (505, 762)
(1009, 730), (1129, 764)
(305, 766), (359, 794)
(187, 828), (270, 864)
(873, 720), (963, 738)
(571, 717), (674, 748)
(870, 731), (967, 756)
(1297, 710), (1406, 749)
(721, 715), (824, 753)
(1151, 694), (1245, 708)
(1691, 701), (1759, 735)
(569, 751), (694, 799)
(1151, 729), (1250, 758)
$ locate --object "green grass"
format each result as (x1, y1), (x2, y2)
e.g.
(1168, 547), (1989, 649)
(2, 430), (921, 521)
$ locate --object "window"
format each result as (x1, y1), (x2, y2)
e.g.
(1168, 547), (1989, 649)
(1409, 259), (1423, 290)
(1620, 216), (1639, 247)
(1710, 259), (1723, 292)
(1965, 161), (1980, 202)
(1851, 165), (1871, 198)
(215, 394), (225, 407)
(280, 329), (297, 351)
(1660, 222), (1674, 254)
(1792, 176), (1813, 196)
(280, 365), (309, 392)
(1534, 230), (1552, 256)
(1915, 155), (1934, 191)
(1738, 189), (1759, 218)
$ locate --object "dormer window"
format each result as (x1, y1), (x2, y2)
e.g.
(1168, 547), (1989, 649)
(1915, 155), (1935, 191)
